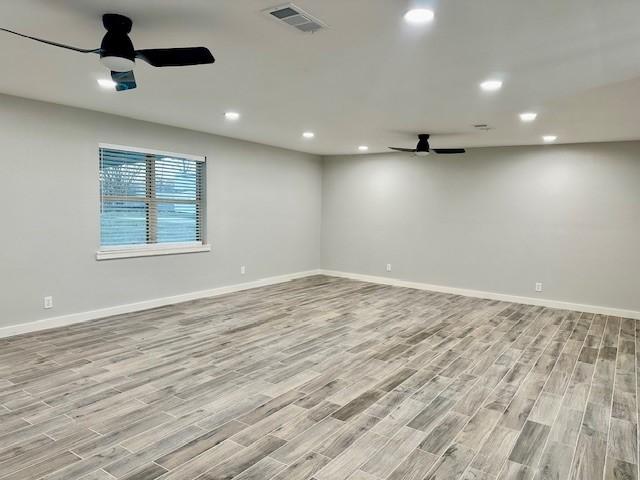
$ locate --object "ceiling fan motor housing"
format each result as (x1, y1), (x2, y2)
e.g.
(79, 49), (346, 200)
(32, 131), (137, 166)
(416, 134), (430, 154)
(100, 14), (135, 71)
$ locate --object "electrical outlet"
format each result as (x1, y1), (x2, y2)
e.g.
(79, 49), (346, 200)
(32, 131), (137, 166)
(43, 296), (53, 309)
(240, 265), (246, 275)
(386, 264), (392, 272)
(535, 282), (543, 293)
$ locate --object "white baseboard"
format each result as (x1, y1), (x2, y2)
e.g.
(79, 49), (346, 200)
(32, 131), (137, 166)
(4, 268), (637, 339)
(0, 270), (322, 339)
(320, 269), (640, 320)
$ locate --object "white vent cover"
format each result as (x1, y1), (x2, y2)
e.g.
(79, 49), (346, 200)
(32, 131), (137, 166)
(264, 4), (326, 33)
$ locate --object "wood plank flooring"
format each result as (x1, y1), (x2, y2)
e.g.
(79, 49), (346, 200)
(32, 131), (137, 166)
(0, 275), (638, 480)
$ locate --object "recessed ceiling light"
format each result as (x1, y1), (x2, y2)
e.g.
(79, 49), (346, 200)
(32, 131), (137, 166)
(543, 135), (558, 143)
(480, 80), (503, 92)
(225, 112), (240, 121)
(358, 145), (369, 152)
(97, 78), (116, 89)
(404, 8), (435, 24)
(302, 132), (315, 139)
(519, 112), (537, 122)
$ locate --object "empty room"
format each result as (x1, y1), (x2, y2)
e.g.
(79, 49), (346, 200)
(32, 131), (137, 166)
(1, 1), (639, 479)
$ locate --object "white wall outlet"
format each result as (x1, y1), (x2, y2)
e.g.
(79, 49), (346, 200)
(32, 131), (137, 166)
(535, 282), (543, 293)
(240, 265), (246, 275)
(43, 296), (53, 309)
(386, 264), (392, 272)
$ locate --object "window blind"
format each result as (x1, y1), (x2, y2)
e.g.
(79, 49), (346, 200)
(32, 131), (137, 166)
(99, 146), (205, 248)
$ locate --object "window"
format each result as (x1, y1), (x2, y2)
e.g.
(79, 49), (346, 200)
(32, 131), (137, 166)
(97, 144), (209, 260)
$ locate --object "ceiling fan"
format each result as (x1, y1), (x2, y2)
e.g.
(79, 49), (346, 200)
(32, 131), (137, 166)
(390, 134), (466, 156)
(0, 14), (215, 91)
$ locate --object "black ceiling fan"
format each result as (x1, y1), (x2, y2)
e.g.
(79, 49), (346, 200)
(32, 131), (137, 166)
(0, 14), (215, 91)
(390, 134), (465, 156)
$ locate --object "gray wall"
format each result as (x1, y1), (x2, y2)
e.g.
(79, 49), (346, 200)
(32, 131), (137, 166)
(0, 95), (322, 327)
(322, 143), (640, 312)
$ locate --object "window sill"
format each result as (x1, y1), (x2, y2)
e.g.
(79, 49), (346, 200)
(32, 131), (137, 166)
(96, 243), (211, 260)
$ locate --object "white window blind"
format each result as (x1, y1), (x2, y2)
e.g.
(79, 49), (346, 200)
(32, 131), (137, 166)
(99, 145), (206, 256)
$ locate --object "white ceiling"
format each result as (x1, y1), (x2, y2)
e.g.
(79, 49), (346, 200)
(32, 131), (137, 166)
(1, 0), (640, 155)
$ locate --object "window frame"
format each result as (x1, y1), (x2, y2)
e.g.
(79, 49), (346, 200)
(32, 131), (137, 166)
(96, 143), (210, 260)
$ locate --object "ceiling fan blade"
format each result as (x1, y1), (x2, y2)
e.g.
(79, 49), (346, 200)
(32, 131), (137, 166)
(135, 47), (215, 67)
(111, 70), (137, 91)
(389, 147), (417, 153)
(432, 149), (466, 154)
(0, 27), (99, 53)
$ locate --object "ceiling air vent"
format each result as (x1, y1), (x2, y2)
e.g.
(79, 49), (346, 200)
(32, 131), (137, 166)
(265, 4), (326, 33)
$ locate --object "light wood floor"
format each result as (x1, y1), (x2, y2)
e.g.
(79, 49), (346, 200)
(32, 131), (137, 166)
(0, 275), (637, 480)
